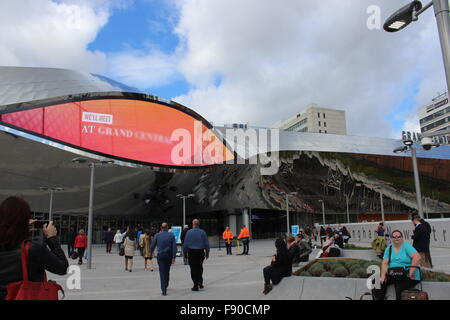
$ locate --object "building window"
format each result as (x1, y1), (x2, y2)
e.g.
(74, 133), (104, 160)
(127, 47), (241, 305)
(318, 113), (320, 118)
(325, 130), (327, 133)
(318, 121), (321, 127)
(324, 122), (327, 127)
(319, 130), (322, 133)
(323, 113), (326, 119)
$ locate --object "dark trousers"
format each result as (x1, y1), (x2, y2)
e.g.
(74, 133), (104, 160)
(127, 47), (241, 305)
(242, 239), (249, 254)
(226, 242), (232, 255)
(77, 248), (86, 262)
(67, 244), (74, 257)
(377, 277), (420, 300)
(263, 265), (273, 285)
(188, 249), (205, 288)
(106, 241), (113, 253)
(182, 247), (188, 265)
(157, 256), (172, 293)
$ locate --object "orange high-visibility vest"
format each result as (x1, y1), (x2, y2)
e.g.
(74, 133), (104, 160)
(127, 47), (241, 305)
(238, 227), (250, 239)
(222, 230), (234, 244)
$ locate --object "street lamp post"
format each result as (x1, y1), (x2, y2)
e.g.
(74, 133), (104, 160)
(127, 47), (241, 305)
(285, 192), (297, 236)
(394, 139), (439, 219)
(319, 200), (325, 225)
(177, 194), (195, 227)
(374, 187), (385, 224)
(40, 186), (64, 221)
(345, 195), (350, 224)
(72, 157), (114, 270)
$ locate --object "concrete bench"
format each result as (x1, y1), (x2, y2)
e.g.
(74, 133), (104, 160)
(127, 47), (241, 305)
(262, 276), (450, 300)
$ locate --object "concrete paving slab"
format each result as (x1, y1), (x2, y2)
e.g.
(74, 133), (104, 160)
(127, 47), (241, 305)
(47, 239), (450, 300)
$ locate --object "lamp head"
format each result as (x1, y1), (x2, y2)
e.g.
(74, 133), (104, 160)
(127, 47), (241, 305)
(71, 157), (88, 164)
(403, 139), (414, 146)
(393, 146), (408, 154)
(383, 1), (423, 32)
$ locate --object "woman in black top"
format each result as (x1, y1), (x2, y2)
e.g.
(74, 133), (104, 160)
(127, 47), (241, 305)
(0, 196), (68, 300)
(262, 238), (292, 294)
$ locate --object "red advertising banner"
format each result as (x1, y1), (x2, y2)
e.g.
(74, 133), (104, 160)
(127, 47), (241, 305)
(0, 99), (234, 167)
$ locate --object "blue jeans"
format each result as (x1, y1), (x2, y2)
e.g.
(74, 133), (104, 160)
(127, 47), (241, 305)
(157, 256), (172, 293)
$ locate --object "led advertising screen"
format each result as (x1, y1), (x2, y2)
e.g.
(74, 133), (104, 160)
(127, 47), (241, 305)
(0, 98), (234, 168)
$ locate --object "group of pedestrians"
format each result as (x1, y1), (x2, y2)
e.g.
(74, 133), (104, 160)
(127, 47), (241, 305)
(221, 225), (251, 255)
(151, 219), (209, 296)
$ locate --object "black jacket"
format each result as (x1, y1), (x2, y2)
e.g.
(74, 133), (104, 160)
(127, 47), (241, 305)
(103, 231), (115, 242)
(298, 240), (312, 262)
(0, 237), (69, 300)
(288, 243), (300, 264)
(412, 223), (431, 253)
(270, 249), (292, 285)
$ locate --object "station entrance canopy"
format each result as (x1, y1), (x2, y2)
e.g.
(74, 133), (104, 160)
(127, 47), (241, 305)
(0, 92), (235, 169)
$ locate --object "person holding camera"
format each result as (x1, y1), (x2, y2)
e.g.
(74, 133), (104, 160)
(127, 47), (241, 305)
(0, 196), (68, 300)
(374, 230), (421, 300)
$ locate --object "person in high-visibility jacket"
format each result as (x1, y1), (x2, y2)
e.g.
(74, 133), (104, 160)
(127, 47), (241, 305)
(222, 227), (234, 255)
(238, 225), (251, 255)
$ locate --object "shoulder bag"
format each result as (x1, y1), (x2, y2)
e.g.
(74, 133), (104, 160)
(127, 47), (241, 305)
(401, 266), (429, 300)
(387, 246), (407, 280)
(6, 240), (65, 300)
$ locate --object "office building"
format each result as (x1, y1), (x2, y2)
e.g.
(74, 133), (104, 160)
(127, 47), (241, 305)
(419, 92), (450, 144)
(273, 104), (347, 135)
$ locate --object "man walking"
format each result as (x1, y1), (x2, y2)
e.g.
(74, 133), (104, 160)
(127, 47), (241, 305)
(183, 219), (210, 291)
(103, 227), (115, 253)
(150, 222), (177, 296)
(238, 225), (250, 255)
(222, 226), (234, 255)
(411, 215), (433, 268)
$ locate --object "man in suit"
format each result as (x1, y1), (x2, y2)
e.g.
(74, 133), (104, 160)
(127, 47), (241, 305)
(411, 215), (432, 268)
(150, 222), (177, 296)
(183, 219), (209, 291)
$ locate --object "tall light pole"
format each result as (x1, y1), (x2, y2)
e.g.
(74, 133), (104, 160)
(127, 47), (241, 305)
(374, 186), (385, 224)
(177, 193), (195, 227)
(318, 200), (325, 225)
(285, 192), (297, 236)
(39, 186), (64, 221)
(72, 157), (114, 269)
(384, 0), (450, 102)
(345, 195), (350, 224)
(394, 139), (439, 219)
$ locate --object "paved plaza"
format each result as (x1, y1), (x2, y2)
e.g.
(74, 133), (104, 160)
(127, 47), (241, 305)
(50, 240), (450, 300)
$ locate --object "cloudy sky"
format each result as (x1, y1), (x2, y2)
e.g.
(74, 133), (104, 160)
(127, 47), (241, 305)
(0, 0), (447, 138)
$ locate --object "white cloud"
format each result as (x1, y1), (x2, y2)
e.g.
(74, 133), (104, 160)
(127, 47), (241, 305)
(0, 0), (447, 139)
(107, 47), (179, 88)
(0, 0), (115, 72)
(170, 0), (447, 138)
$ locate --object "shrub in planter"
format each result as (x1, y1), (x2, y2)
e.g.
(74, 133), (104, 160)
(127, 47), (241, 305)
(299, 271), (312, 277)
(349, 264), (362, 274)
(436, 274), (450, 282)
(333, 266), (349, 277)
(321, 272), (335, 277)
(324, 261), (339, 272)
(355, 267), (368, 278)
(309, 263), (325, 277)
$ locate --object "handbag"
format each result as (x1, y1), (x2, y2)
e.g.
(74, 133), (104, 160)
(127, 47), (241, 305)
(119, 247), (125, 256)
(71, 251), (79, 260)
(401, 266), (429, 300)
(6, 240), (65, 300)
(387, 246), (407, 280)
